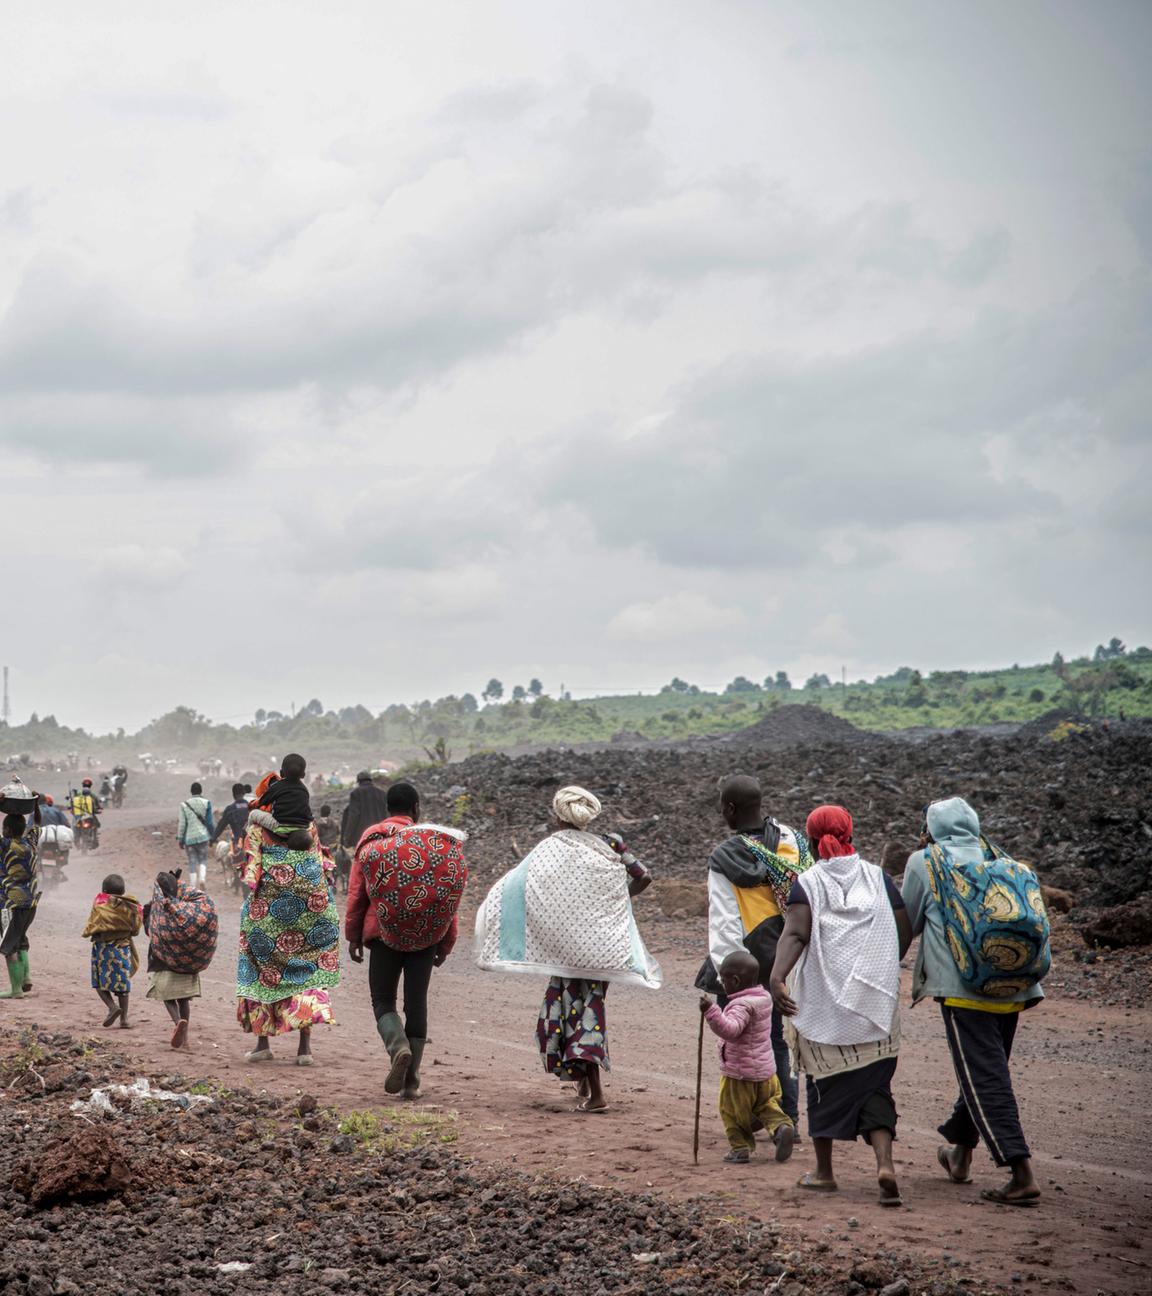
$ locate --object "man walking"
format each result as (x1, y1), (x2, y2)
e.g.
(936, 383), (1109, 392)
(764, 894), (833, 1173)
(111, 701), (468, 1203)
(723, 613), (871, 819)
(696, 774), (814, 1128)
(345, 781), (467, 1101)
(341, 771), (389, 850)
(177, 782), (215, 889)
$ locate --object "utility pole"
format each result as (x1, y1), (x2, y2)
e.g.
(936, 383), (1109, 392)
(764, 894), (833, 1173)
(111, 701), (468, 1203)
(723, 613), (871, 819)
(842, 665), (846, 689)
(2, 666), (8, 726)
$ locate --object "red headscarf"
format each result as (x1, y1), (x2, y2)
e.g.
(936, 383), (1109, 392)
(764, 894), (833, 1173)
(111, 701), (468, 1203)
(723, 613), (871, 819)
(805, 804), (854, 860)
(252, 771), (278, 805)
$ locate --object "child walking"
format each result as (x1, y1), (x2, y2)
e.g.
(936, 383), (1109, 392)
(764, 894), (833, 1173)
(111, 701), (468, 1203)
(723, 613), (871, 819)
(701, 950), (796, 1164)
(81, 874), (143, 1028)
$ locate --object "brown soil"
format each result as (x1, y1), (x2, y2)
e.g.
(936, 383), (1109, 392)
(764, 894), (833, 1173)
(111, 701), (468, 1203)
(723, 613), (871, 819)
(3, 804), (1150, 1295)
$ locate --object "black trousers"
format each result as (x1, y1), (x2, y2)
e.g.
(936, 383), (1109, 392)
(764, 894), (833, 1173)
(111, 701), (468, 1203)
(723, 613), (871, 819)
(367, 942), (436, 1040)
(939, 1003), (1030, 1167)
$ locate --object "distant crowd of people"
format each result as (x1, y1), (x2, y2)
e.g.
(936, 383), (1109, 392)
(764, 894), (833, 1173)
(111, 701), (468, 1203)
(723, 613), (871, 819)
(0, 753), (1051, 1209)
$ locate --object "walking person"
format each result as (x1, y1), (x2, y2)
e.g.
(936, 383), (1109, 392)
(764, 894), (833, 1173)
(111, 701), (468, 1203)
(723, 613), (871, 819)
(346, 782), (468, 1099)
(237, 774), (339, 1065)
(0, 803), (42, 1000)
(144, 868), (217, 1051)
(770, 804), (912, 1206)
(177, 782), (215, 889)
(82, 873), (142, 1028)
(341, 771), (389, 851)
(696, 774), (814, 1128)
(476, 786), (660, 1114)
(903, 797), (1046, 1206)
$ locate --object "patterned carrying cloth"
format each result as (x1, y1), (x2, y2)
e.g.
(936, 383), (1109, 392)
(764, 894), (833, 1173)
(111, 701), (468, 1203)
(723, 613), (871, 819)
(355, 821), (468, 952)
(236, 823), (339, 1004)
(475, 829), (661, 988)
(82, 893), (143, 985)
(148, 880), (218, 975)
(925, 837), (1050, 998)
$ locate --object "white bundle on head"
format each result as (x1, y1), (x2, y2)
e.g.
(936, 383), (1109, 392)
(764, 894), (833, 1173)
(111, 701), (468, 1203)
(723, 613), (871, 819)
(552, 785), (602, 830)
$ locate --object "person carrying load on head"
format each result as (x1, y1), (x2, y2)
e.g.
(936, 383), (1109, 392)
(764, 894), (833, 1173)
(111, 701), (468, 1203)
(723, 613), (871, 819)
(903, 796), (1049, 1207)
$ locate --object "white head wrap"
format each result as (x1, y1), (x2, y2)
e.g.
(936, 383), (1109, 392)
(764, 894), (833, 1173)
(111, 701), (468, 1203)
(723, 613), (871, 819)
(552, 785), (602, 830)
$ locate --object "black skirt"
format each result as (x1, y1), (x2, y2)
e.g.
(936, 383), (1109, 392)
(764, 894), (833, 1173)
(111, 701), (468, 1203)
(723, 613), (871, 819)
(806, 1057), (898, 1142)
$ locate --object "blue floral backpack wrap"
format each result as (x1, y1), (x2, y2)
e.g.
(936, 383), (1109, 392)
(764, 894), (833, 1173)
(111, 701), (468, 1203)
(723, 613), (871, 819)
(925, 837), (1051, 998)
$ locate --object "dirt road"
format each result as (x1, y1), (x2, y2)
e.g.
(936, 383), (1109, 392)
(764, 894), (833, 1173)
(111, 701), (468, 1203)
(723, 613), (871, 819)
(5, 799), (1151, 1295)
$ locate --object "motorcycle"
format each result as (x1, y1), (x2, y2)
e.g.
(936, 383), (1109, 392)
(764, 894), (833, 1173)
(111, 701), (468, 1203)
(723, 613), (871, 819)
(74, 814), (99, 852)
(39, 824), (74, 887)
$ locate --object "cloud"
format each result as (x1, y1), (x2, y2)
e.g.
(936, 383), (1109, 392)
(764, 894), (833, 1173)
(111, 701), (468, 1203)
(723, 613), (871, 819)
(608, 592), (748, 642)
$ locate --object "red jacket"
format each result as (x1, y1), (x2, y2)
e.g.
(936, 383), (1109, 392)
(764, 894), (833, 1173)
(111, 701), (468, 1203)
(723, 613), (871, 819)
(344, 815), (461, 959)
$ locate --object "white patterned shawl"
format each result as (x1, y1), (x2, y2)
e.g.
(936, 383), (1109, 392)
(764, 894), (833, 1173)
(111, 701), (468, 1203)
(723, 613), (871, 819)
(474, 829), (662, 988)
(789, 853), (899, 1046)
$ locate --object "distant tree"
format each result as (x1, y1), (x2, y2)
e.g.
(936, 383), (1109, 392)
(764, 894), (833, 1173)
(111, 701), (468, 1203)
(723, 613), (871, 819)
(725, 676), (760, 694)
(774, 671), (793, 692)
(804, 673), (832, 690)
(28, 712), (38, 725)
(482, 679), (504, 703)
(662, 677), (692, 694)
(254, 708), (267, 726)
(302, 698), (324, 717)
(1028, 688), (1045, 703)
(1094, 637), (1127, 662)
(512, 684), (527, 702)
(528, 678), (543, 698)
(461, 693), (479, 714)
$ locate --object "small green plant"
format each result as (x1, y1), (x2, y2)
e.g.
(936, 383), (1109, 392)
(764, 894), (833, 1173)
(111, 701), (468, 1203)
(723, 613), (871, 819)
(337, 1106), (458, 1152)
(450, 793), (471, 826)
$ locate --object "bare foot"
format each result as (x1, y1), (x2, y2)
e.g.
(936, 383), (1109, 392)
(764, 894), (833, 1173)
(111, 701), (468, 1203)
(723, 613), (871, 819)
(118, 1019), (132, 1030)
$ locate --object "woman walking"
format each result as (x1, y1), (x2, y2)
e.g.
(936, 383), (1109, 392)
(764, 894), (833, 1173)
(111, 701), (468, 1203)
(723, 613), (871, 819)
(476, 786), (659, 1113)
(770, 804), (911, 1204)
(237, 774), (340, 1065)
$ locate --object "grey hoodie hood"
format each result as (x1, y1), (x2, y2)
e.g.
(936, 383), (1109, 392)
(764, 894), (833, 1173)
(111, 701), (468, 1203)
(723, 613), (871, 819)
(926, 796), (981, 850)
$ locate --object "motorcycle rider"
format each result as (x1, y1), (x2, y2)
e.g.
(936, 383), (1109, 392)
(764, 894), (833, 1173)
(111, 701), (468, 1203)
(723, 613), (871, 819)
(71, 778), (102, 847)
(38, 795), (68, 828)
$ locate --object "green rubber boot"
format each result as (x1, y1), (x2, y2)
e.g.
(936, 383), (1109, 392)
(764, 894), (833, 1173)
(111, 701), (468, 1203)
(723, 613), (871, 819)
(0, 955), (24, 1000)
(21, 951), (31, 993)
(403, 1038), (426, 1101)
(376, 1012), (412, 1094)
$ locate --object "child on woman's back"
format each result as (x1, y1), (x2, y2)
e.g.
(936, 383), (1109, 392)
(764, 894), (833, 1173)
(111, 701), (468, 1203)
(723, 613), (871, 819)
(249, 753), (313, 851)
(700, 950), (795, 1164)
(82, 873), (143, 1028)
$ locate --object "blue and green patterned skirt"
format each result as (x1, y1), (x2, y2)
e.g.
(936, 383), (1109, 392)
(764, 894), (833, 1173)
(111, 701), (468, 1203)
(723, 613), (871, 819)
(91, 940), (133, 993)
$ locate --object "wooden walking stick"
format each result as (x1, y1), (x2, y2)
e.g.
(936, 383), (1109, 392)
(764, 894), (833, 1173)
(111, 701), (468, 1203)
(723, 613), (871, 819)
(692, 1004), (705, 1165)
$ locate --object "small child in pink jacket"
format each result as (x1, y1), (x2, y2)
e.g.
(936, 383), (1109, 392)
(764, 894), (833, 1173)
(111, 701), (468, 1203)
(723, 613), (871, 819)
(700, 950), (795, 1164)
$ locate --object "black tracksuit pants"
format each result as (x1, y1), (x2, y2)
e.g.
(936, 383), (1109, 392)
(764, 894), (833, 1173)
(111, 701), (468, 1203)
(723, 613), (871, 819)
(938, 1003), (1030, 1167)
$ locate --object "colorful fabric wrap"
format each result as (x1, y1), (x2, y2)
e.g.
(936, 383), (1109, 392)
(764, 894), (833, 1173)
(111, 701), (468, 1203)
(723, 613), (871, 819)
(738, 832), (815, 913)
(237, 823), (340, 1004)
(149, 881), (218, 975)
(355, 821), (468, 952)
(475, 828), (661, 988)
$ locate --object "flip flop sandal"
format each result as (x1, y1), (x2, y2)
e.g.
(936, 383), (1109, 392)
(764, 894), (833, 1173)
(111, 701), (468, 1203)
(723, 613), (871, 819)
(102, 1007), (122, 1028)
(878, 1176), (904, 1207)
(170, 1020), (188, 1050)
(245, 1048), (274, 1063)
(981, 1187), (1040, 1207)
(796, 1173), (838, 1193)
(296, 1054), (315, 1067)
(576, 1100), (609, 1114)
(937, 1145), (973, 1184)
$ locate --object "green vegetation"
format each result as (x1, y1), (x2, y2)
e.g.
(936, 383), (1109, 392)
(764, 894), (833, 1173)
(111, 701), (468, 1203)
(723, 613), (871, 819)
(3, 642), (1150, 767)
(337, 1106), (458, 1151)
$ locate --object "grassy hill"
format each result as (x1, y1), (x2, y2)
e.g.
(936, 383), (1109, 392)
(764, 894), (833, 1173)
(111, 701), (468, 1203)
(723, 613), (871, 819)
(3, 647), (1150, 770)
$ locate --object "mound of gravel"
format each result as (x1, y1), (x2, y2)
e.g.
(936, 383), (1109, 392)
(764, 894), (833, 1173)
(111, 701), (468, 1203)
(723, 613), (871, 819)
(724, 704), (877, 750)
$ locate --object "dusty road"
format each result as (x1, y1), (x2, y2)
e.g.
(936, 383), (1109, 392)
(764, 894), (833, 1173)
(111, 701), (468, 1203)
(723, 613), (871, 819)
(5, 793), (1151, 1295)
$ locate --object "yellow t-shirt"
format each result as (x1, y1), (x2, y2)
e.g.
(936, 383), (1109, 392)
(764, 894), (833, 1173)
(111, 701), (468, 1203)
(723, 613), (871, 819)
(943, 997), (1025, 1014)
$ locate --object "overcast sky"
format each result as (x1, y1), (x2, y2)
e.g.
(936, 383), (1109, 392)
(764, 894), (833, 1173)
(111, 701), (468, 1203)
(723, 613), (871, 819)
(2, 0), (1150, 733)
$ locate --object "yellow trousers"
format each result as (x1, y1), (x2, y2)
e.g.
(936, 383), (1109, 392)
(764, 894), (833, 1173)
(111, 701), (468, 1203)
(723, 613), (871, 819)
(719, 1074), (793, 1151)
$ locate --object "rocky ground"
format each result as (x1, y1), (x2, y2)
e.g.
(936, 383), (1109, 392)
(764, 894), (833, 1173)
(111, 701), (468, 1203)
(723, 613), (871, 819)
(1, 1027), (964, 1296)
(338, 709), (1152, 953)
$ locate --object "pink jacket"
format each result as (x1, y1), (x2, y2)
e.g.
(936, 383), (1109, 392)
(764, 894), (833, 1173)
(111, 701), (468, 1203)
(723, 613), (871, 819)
(704, 986), (778, 1081)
